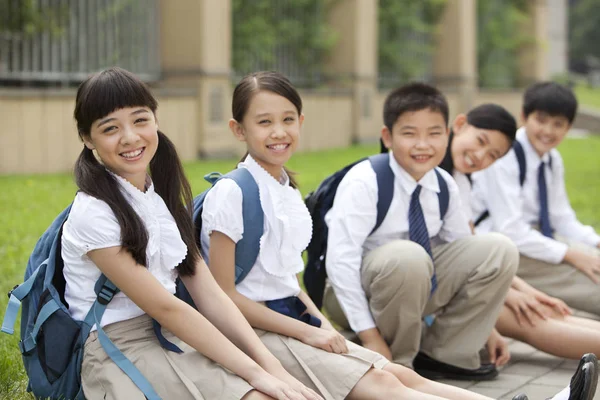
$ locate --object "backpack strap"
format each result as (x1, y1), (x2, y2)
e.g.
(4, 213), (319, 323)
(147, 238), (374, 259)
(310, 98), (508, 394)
(368, 153), (394, 233)
(1, 267), (42, 335)
(84, 276), (161, 400)
(513, 141), (527, 187)
(434, 169), (450, 220)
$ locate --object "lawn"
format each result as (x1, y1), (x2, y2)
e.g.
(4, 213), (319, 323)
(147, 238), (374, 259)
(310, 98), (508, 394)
(1, 137), (599, 399)
(575, 84), (600, 111)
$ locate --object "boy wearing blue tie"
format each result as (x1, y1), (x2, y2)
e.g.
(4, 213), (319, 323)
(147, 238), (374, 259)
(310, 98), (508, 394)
(471, 82), (600, 316)
(324, 83), (518, 381)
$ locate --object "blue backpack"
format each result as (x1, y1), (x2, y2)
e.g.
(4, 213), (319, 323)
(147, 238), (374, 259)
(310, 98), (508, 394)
(1, 206), (162, 400)
(303, 152), (450, 309)
(473, 140), (553, 226)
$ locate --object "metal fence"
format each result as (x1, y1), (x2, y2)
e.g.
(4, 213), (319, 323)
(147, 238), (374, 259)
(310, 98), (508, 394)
(0, 0), (160, 84)
(377, 1), (436, 89)
(231, 0), (332, 88)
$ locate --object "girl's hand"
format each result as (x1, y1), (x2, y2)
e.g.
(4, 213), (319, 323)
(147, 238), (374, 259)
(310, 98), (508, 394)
(504, 289), (547, 327)
(319, 319), (337, 332)
(267, 364), (324, 400)
(248, 370), (310, 400)
(533, 291), (572, 317)
(300, 325), (348, 354)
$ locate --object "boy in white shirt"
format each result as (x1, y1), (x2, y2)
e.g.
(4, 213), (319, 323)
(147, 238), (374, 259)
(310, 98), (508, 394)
(324, 83), (518, 381)
(471, 82), (600, 316)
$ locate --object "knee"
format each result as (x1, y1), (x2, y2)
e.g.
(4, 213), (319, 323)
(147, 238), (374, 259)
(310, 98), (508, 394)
(383, 363), (427, 388)
(476, 233), (519, 278)
(366, 241), (432, 290)
(363, 369), (405, 391)
(242, 390), (275, 400)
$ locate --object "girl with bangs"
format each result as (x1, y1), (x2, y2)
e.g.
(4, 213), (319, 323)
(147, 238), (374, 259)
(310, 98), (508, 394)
(63, 67), (322, 400)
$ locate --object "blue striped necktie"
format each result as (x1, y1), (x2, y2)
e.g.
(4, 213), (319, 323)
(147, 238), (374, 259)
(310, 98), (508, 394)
(538, 161), (553, 238)
(408, 185), (437, 293)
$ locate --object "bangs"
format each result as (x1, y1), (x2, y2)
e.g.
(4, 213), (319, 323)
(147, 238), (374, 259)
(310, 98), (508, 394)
(75, 67), (157, 135)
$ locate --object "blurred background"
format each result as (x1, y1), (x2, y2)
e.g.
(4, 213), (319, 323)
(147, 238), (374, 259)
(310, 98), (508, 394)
(1, 0), (599, 175)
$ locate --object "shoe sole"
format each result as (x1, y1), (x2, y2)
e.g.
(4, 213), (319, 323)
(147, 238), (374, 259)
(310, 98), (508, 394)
(415, 368), (499, 381)
(581, 362), (598, 400)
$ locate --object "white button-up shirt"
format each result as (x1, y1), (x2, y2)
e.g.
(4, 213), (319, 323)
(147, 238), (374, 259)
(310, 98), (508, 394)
(325, 153), (471, 333)
(471, 128), (600, 264)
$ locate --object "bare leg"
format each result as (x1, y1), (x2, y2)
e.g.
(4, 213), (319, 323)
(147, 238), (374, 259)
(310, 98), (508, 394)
(382, 364), (494, 400)
(496, 306), (600, 359)
(565, 314), (600, 329)
(241, 390), (276, 400)
(347, 368), (449, 400)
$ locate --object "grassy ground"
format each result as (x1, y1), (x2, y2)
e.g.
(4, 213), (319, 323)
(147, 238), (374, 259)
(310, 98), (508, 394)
(575, 84), (600, 111)
(1, 137), (599, 399)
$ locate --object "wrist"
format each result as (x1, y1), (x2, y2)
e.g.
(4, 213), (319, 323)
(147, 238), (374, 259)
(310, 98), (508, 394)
(243, 363), (268, 384)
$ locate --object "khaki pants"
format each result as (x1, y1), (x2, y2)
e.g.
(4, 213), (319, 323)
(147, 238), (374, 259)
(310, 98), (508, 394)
(324, 233), (517, 370)
(518, 237), (600, 315)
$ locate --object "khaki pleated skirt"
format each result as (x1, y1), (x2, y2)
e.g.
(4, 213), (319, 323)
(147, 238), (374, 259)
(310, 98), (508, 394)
(81, 314), (253, 400)
(255, 329), (389, 400)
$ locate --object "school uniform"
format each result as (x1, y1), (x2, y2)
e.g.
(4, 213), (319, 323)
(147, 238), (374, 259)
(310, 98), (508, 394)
(323, 153), (517, 370)
(471, 127), (600, 315)
(62, 173), (253, 400)
(201, 155), (388, 400)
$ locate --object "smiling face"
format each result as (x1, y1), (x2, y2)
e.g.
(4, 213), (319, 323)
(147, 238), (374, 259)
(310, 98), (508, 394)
(83, 106), (158, 190)
(451, 114), (512, 174)
(230, 90), (304, 179)
(382, 108), (449, 181)
(522, 111), (570, 156)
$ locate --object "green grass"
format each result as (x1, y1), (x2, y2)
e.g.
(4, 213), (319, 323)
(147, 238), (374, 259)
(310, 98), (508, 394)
(1, 138), (599, 399)
(575, 84), (600, 111)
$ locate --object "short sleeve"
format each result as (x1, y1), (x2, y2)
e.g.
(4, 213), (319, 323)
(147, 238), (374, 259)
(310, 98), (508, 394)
(202, 178), (244, 243)
(63, 192), (122, 256)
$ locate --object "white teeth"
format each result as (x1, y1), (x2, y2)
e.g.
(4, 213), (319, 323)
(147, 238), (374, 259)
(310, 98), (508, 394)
(465, 154), (475, 167)
(121, 148), (143, 158)
(413, 155), (429, 160)
(268, 144), (287, 150)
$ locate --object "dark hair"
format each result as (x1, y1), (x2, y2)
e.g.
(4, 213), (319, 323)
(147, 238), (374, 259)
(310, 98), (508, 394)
(73, 67), (199, 276)
(523, 81), (578, 124)
(467, 103), (517, 143)
(232, 71), (301, 187)
(383, 82), (449, 132)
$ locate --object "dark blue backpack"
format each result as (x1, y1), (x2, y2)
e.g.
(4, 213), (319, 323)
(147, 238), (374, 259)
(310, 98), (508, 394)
(303, 153), (450, 309)
(473, 140), (553, 226)
(1, 206), (161, 400)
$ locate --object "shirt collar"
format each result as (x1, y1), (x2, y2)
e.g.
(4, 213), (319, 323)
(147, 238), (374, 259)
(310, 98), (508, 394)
(516, 127), (552, 164)
(388, 151), (440, 195)
(240, 154), (290, 187)
(108, 170), (154, 202)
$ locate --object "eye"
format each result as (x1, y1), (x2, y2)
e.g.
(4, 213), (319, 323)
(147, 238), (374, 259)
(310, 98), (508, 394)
(102, 125), (117, 134)
(134, 117), (148, 124)
(259, 119), (271, 125)
(284, 117), (295, 122)
(430, 131), (442, 136)
(401, 131), (414, 136)
(477, 136), (484, 145)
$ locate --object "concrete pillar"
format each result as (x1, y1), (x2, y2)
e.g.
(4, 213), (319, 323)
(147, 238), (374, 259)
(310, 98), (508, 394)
(518, 0), (550, 85)
(546, 0), (568, 78)
(159, 0), (235, 157)
(432, 0), (477, 112)
(327, 0), (379, 143)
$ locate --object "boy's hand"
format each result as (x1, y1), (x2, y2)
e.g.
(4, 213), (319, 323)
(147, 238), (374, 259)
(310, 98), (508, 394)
(486, 329), (510, 367)
(564, 249), (600, 284)
(300, 325), (348, 354)
(533, 291), (572, 317)
(358, 328), (392, 360)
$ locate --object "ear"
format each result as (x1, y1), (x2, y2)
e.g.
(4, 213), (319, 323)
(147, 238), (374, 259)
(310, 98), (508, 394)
(298, 113), (305, 128)
(452, 114), (468, 134)
(82, 136), (95, 150)
(381, 125), (393, 150)
(229, 119), (246, 142)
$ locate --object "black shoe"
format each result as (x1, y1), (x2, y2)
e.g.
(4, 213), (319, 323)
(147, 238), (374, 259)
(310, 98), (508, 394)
(569, 361), (597, 400)
(413, 352), (498, 381)
(511, 395), (528, 400)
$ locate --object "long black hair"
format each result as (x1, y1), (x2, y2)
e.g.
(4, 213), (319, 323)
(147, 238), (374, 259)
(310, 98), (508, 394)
(73, 67), (199, 276)
(232, 71), (301, 188)
(439, 103), (517, 175)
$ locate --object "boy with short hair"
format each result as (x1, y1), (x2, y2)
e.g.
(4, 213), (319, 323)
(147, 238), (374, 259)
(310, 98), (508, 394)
(471, 81), (600, 316)
(324, 83), (518, 380)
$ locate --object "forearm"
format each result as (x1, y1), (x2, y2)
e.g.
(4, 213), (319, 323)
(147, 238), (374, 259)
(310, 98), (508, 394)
(192, 280), (281, 369)
(156, 300), (264, 383)
(296, 289), (329, 324)
(227, 289), (314, 342)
